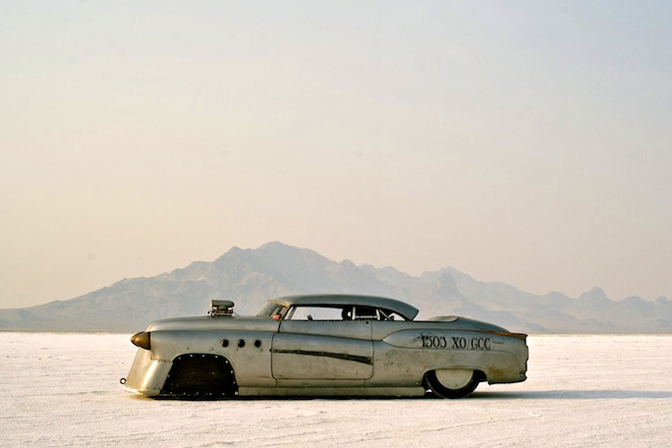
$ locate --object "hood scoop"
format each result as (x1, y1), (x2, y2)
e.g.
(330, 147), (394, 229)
(209, 300), (235, 317)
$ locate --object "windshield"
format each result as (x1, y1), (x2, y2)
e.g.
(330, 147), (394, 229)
(255, 302), (289, 320)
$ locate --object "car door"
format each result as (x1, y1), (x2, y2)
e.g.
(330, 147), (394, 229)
(271, 319), (373, 380)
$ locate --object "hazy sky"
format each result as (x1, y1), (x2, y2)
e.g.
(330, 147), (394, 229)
(1, 1), (671, 308)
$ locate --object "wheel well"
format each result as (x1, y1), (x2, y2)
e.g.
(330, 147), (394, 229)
(422, 369), (486, 386)
(423, 368), (484, 399)
(160, 353), (238, 398)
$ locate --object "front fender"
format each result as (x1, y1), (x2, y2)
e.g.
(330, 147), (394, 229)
(123, 348), (172, 396)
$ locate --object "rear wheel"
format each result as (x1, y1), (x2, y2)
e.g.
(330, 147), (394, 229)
(425, 369), (479, 399)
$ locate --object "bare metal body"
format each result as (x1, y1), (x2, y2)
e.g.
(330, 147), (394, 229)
(123, 295), (528, 399)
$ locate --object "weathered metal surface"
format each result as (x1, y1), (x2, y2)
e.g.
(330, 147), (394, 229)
(123, 294), (528, 398)
(272, 333), (373, 379)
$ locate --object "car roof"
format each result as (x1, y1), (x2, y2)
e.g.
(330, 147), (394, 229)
(267, 294), (419, 321)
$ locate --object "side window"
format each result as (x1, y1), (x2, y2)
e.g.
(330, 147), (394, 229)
(377, 308), (404, 321)
(287, 306), (343, 321)
(353, 306), (378, 320)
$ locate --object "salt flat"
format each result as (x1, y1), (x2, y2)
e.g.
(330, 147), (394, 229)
(2, 333), (671, 447)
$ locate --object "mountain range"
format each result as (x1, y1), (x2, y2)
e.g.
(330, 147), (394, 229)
(1, 242), (670, 333)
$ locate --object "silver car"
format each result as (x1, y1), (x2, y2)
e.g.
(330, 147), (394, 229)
(122, 294), (528, 399)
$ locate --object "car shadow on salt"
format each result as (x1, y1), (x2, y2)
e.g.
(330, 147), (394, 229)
(132, 390), (672, 402)
(469, 390), (672, 400)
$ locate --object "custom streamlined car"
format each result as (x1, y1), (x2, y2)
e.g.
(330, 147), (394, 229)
(122, 295), (528, 399)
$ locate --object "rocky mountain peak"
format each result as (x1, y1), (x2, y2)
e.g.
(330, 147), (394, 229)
(434, 273), (461, 297)
(578, 286), (611, 304)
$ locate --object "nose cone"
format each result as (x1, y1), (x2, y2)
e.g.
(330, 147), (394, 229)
(131, 331), (151, 350)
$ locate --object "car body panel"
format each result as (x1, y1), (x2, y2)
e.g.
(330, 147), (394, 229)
(272, 332), (373, 380)
(123, 294), (528, 398)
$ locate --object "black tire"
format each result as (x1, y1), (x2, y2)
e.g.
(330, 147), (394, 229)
(425, 369), (480, 399)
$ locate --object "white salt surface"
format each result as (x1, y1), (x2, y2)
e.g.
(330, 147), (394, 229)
(2, 333), (671, 447)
